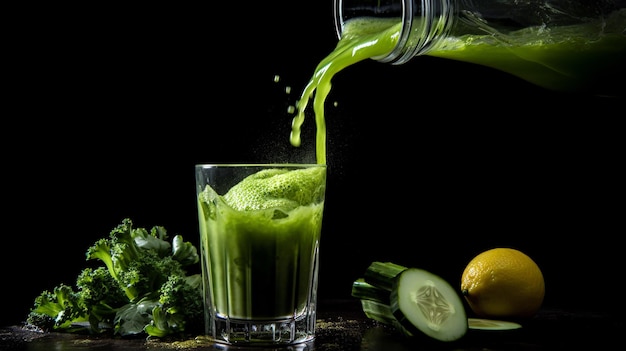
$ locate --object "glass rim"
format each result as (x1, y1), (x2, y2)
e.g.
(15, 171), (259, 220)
(195, 163), (326, 168)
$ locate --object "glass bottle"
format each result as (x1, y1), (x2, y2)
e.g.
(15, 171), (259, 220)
(333, 0), (626, 97)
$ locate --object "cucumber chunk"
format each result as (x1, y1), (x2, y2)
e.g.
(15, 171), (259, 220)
(351, 278), (390, 304)
(359, 299), (396, 325)
(352, 262), (468, 342)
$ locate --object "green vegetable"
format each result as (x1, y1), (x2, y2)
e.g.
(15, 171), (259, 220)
(352, 262), (468, 343)
(26, 218), (203, 338)
(468, 318), (522, 330)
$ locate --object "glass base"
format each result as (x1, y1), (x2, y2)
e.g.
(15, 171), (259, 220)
(206, 314), (316, 348)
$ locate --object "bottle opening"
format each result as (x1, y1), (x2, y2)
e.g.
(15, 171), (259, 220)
(334, 0), (408, 63)
(333, 0), (455, 64)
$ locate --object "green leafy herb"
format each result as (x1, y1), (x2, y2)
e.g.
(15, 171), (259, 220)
(26, 218), (203, 338)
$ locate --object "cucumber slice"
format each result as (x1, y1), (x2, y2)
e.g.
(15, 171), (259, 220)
(468, 318), (522, 330)
(390, 268), (468, 342)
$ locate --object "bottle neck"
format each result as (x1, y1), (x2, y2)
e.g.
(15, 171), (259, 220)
(334, 0), (626, 65)
(333, 0), (456, 64)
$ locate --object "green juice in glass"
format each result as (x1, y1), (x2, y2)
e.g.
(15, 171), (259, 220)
(197, 166), (326, 322)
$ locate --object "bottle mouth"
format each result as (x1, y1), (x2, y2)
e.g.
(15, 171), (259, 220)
(333, 0), (411, 63)
(333, 0), (455, 64)
(334, 0), (406, 37)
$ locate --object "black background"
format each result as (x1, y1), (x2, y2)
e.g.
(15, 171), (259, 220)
(3, 3), (623, 327)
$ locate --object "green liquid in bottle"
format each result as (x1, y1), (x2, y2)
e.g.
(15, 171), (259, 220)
(428, 16), (626, 96)
(291, 10), (626, 161)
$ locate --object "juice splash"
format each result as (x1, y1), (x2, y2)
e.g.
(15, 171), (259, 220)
(290, 11), (626, 163)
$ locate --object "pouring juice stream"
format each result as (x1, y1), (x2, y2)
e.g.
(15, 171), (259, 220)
(290, 10), (626, 162)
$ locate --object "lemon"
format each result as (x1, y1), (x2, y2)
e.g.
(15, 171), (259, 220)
(461, 248), (545, 319)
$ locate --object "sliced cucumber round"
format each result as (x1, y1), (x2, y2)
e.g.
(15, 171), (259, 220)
(468, 318), (522, 330)
(390, 268), (468, 342)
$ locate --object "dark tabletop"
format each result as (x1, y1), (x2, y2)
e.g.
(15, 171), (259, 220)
(1, 299), (622, 351)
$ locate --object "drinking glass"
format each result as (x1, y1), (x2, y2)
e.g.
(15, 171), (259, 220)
(195, 163), (326, 347)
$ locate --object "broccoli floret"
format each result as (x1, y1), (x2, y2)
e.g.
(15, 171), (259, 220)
(85, 219), (198, 302)
(26, 218), (203, 338)
(85, 219), (142, 285)
(26, 284), (88, 332)
(76, 267), (127, 307)
(171, 235), (200, 266)
(117, 253), (186, 302)
(144, 274), (204, 337)
(75, 266), (126, 331)
(133, 226), (171, 256)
